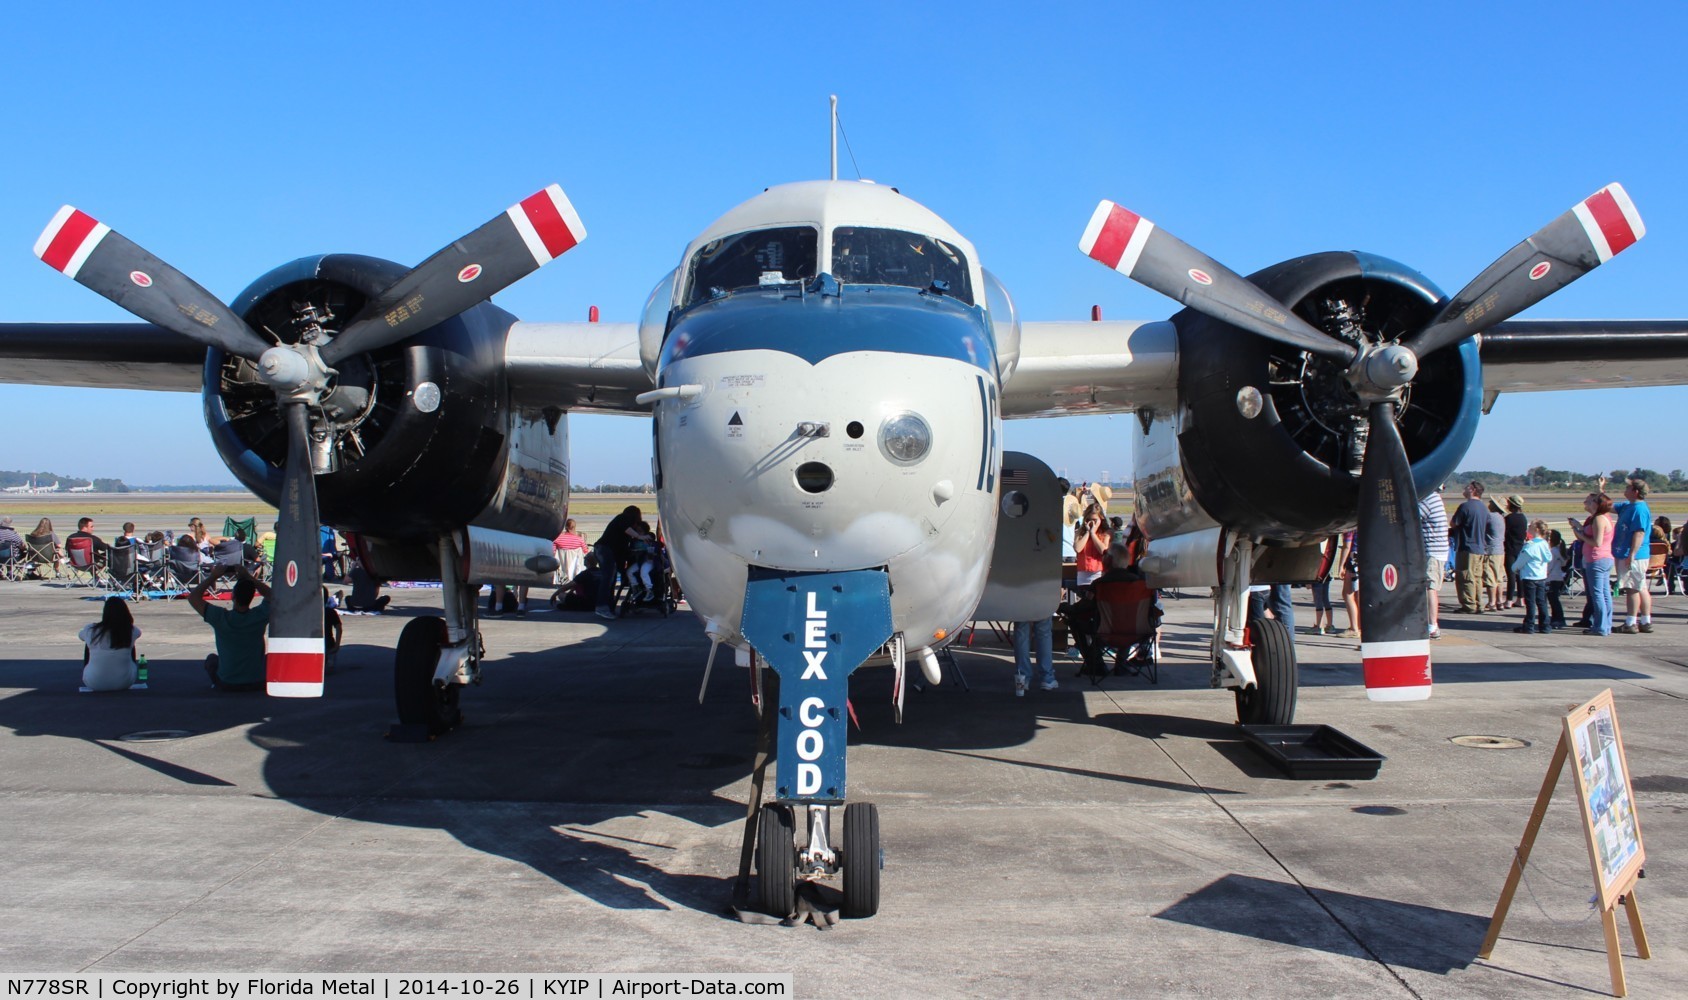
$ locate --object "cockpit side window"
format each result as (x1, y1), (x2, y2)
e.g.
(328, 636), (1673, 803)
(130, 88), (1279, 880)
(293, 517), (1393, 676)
(684, 226), (818, 306)
(831, 227), (973, 305)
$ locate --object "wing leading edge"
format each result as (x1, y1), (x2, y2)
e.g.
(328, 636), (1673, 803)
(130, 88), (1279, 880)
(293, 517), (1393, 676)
(0, 322), (205, 391)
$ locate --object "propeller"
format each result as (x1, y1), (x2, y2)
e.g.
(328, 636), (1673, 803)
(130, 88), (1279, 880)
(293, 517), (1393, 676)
(1353, 401), (1430, 700)
(1080, 185), (1646, 703)
(1404, 183), (1644, 359)
(34, 206), (274, 360)
(264, 402), (327, 696)
(320, 184), (584, 366)
(35, 185), (586, 696)
(1080, 201), (1357, 363)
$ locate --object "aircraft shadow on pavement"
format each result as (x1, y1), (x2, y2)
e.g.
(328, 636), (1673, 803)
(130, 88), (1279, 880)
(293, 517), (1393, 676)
(0, 619), (758, 916)
(1156, 872), (1488, 975)
(0, 610), (1090, 916)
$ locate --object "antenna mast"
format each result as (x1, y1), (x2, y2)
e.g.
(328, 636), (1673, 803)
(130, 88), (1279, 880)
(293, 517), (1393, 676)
(830, 95), (838, 181)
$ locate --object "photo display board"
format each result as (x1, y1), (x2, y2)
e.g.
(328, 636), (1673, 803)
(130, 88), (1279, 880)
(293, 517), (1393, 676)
(1564, 689), (1645, 910)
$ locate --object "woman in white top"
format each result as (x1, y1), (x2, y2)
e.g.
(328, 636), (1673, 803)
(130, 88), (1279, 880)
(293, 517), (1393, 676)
(79, 597), (141, 692)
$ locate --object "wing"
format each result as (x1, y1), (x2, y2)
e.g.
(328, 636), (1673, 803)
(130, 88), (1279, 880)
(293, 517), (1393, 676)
(0, 322), (205, 391)
(504, 321), (653, 413)
(0, 319), (658, 413)
(1479, 319), (1688, 396)
(1000, 320), (1178, 418)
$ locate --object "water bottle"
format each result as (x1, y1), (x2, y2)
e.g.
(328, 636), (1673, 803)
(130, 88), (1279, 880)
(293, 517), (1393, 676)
(136, 654), (148, 685)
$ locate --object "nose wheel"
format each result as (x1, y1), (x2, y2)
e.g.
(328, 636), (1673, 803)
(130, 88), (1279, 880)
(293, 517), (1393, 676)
(752, 800), (881, 919)
(841, 802), (881, 918)
(754, 804), (797, 917)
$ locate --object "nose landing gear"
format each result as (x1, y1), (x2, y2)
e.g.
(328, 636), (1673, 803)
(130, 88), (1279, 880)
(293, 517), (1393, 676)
(737, 567), (894, 921)
(753, 800), (883, 920)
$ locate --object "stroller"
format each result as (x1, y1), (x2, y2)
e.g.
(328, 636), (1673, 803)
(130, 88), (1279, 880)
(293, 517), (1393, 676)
(1060, 574), (1161, 685)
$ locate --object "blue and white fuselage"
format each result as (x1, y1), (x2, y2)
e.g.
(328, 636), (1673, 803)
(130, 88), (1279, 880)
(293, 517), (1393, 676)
(640, 181), (1019, 676)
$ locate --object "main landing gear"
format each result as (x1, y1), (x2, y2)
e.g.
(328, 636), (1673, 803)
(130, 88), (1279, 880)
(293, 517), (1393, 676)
(391, 533), (481, 740)
(1213, 535), (1299, 726)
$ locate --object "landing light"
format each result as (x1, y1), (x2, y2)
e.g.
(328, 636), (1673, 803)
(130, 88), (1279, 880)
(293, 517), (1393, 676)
(879, 412), (932, 465)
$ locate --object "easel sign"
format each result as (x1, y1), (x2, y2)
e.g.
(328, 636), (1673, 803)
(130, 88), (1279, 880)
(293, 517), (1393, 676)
(1480, 689), (1651, 996)
(1566, 689), (1645, 910)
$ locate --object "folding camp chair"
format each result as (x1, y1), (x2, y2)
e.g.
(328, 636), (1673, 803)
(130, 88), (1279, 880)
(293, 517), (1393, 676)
(0, 540), (26, 581)
(1644, 540), (1668, 593)
(1089, 577), (1162, 684)
(64, 536), (101, 587)
(24, 534), (63, 579)
(168, 547), (208, 589)
(135, 541), (173, 592)
(102, 542), (142, 597)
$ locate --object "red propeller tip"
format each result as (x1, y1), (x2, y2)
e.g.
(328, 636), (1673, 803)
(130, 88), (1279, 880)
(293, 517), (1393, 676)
(1361, 638), (1432, 701)
(1574, 183), (1645, 263)
(507, 184), (586, 265)
(34, 206), (111, 278)
(1079, 201), (1154, 276)
(267, 637), (325, 698)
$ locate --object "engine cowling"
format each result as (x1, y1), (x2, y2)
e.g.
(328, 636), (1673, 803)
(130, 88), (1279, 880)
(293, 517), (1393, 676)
(203, 254), (517, 539)
(1175, 251), (1482, 543)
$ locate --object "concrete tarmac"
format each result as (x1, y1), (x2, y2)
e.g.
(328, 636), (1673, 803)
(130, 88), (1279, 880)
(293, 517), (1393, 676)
(2, 578), (1685, 997)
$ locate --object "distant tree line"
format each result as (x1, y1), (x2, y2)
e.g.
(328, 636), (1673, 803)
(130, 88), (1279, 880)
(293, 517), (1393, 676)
(0, 470), (128, 492)
(1451, 467), (1685, 492)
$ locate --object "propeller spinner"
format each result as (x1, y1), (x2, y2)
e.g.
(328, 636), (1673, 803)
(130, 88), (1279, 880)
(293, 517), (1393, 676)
(1080, 185), (1645, 701)
(35, 187), (586, 696)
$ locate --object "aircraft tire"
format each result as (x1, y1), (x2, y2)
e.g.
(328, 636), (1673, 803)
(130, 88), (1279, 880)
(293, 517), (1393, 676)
(754, 803), (796, 917)
(841, 801), (881, 918)
(1235, 616), (1297, 726)
(395, 615), (461, 736)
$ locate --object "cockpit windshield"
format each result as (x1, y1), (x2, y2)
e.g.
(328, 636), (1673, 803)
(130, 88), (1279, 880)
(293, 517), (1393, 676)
(684, 226), (818, 307)
(831, 227), (973, 305)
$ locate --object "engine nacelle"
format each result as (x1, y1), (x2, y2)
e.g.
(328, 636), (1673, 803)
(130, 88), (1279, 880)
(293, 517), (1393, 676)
(1173, 251), (1483, 544)
(202, 254), (556, 542)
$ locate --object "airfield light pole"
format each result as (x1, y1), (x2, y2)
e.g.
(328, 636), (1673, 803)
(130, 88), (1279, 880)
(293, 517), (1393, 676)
(830, 95), (838, 182)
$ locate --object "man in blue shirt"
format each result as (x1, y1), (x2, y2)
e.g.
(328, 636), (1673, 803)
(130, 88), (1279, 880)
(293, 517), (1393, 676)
(1612, 477), (1653, 633)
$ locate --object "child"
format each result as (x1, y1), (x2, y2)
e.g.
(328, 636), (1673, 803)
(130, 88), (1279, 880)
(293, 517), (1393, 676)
(1510, 519), (1553, 634)
(1545, 529), (1570, 629)
(628, 522), (658, 599)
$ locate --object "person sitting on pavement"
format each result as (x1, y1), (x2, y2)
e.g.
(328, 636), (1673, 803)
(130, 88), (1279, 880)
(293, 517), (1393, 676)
(187, 565), (272, 692)
(345, 555), (391, 613)
(78, 595), (142, 692)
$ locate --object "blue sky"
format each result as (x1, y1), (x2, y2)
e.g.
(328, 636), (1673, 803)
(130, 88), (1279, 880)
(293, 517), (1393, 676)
(3, 1), (1685, 485)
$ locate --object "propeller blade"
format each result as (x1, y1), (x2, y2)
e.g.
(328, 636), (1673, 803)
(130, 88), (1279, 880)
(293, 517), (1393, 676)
(1405, 183), (1645, 358)
(320, 184), (586, 366)
(1355, 402), (1431, 702)
(265, 402), (326, 697)
(34, 206), (273, 360)
(1080, 200), (1357, 364)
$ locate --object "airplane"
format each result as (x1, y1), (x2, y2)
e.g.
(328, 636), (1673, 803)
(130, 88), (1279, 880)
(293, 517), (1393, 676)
(1, 477), (34, 494)
(4, 158), (1687, 920)
(67, 482), (95, 493)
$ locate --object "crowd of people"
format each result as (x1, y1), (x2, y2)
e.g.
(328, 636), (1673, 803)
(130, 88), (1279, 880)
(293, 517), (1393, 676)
(9, 475), (1680, 698)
